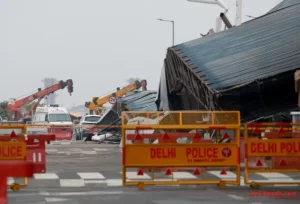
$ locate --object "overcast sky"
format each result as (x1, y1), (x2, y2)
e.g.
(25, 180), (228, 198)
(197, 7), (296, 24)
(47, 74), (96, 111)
(0, 0), (282, 108)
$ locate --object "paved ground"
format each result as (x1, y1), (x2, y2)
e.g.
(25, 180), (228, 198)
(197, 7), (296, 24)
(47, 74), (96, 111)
(6, 142), (300, 203)
(8, 185), (300, 204)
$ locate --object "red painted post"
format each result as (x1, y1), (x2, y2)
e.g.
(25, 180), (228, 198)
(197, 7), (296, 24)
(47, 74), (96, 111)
(0, 177), (7, 204)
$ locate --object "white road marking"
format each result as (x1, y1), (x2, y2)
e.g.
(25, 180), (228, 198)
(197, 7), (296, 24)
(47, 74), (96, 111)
(254, 173), (299, 186)
(7, 178), (14, 185)
(57, 151), (67, 154)
(40, 191), (50, 195)
(34, 173), (59, 179)
(69, 148), (83, 152)
(240, 176), (246, 186)
(106, 179), (123, 186)
(9, 191), (124, 197)
(84, 180), (107, 184)
(77, 172), (105, 179)
(228, 194), (244, 200)
(172, 172), (197, 179)
(207, 170), (237, 179)
(256, 172), (293, 178)
(83, 151), (97, 155)
(123, 172), (152, 179)
(59, 179), (85, 187)
(60, 141), (71, 145)
(45, 197), (70, 202)
(93, 148), (108, 151)
(45, 149), (58, 152)
(54, 191), (124, 196)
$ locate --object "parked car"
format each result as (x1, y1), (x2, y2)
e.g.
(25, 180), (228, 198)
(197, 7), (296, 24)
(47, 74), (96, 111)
(73, 115), (101, 140)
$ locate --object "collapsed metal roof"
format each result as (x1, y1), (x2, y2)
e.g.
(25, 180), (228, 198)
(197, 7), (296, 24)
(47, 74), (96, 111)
(96, 90), (157, 127)
(157, 1), (300, 122)
(173, 2), (300, 91)
(118, 91), (157, 111)
(268, 0), (300, 14)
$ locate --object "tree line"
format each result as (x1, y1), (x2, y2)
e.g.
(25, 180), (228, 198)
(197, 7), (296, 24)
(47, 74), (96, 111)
(0, 101), (37, 120)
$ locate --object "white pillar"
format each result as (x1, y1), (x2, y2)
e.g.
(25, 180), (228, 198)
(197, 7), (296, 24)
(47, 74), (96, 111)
(235, 0), (243, 26)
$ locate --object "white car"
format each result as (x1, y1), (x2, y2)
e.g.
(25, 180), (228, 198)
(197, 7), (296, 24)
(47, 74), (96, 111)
(74, 115), (101, 140)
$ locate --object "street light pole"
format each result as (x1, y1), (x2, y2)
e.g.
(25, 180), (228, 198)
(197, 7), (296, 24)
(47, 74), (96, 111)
(157, 18), (175, 46)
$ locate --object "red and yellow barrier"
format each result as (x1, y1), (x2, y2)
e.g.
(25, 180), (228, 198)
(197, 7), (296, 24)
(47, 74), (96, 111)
(122, 111), (241, 190)
(244, 122), (300, 188)
(0, 130), (55, 191)
(0, 131), (35, 203)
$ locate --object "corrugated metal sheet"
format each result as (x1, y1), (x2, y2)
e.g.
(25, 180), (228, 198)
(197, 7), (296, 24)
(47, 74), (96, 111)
(268, 0), (300, 13)
(118, 91), (157, 111)
(175, 2), (300, 90)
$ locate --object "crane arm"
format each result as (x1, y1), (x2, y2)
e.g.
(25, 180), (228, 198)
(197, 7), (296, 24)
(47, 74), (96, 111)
(85, 80), (147, 109)
(6, 79), (73, 111)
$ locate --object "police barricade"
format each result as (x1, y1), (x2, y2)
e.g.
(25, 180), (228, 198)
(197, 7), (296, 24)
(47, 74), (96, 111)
(244, 122), (300, 189)
(122, 111), (241, 190)
(26, 124), (121, 143)
(0, 131), (55, 191)
(0, 124), (27, 135)
(0, 135), (34, 204)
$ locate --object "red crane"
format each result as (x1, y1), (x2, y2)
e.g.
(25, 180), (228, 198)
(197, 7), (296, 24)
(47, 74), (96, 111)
(3, 79), (73, 121)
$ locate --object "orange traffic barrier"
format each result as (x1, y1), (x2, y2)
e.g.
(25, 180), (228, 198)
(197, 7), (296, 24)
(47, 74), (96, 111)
(244, 122), (300, 189)
(0, 131), (55, 190)
(121, 111), (241, 190)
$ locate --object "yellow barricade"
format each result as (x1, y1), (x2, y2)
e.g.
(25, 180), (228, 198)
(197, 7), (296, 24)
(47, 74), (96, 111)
(244, 122), (300, 189)
(0, 124), (27, 135)
(122, 111), (241, 190)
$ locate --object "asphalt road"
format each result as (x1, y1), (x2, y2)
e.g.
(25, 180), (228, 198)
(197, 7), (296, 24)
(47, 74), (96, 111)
(7, 142), (300, 204)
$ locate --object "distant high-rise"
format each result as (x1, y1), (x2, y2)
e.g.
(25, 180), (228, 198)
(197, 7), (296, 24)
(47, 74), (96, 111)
(42, 78), (58, 105)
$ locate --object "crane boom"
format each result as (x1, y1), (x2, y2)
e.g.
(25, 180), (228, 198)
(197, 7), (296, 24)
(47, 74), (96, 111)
(85, 80), (147, 112)
(4, 79), (74, 121)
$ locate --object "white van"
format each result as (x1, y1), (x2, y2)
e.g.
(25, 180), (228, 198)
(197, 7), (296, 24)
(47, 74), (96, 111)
(30, 104), (73, 140)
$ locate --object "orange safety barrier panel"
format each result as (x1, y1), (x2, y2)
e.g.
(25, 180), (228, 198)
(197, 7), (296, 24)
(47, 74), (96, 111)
(122, 111), (241, 190)
(0, 131), (55, 191)
(244, 122), (300, 189)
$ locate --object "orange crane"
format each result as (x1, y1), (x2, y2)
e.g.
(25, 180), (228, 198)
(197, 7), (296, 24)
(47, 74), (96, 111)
(85, 80), (147, 115)
(2, 79), (73, 121)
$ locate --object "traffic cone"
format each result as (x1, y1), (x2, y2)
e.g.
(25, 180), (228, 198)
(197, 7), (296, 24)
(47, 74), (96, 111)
(10, 131), (17, 138)
(256, 160), (263, 167)
(137, 169), (144, 176)
(193, 133), (201, 142)
(222, 133), (230, 139)
(278, 128), (285, 134)
(134, 134), (143, 142)
(193, 168), (200, 175)
(162, 133), (170, 142)
(220, 169), (227, 175)
(253, 127), (260, 134)
(279, 159), (286, 166)
(165, 169), (172, 175)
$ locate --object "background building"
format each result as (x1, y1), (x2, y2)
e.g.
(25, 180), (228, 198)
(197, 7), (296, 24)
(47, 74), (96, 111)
(42, 78), (58, 105)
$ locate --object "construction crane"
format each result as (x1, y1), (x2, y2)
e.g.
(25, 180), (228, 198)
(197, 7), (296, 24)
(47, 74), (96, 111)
(2, 79), (74, 122)
(85, 80), (147, 115)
